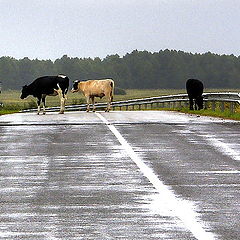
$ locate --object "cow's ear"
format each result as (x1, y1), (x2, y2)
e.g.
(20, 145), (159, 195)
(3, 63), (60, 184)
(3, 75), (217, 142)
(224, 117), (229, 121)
(22, 85), (27, 88)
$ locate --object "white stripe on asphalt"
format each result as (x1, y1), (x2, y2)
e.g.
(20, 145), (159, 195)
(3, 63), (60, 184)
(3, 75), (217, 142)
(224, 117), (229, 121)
(96, 113), (215, 240)
(202, 134), (240, 161)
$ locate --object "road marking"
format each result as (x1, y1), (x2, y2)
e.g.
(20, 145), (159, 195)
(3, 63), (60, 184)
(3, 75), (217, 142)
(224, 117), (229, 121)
(96, 112), (216, 240)
(202, 134), (240, 161)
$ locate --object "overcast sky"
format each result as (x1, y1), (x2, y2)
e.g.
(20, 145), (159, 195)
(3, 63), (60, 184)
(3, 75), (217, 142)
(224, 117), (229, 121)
(0, 0), (239, 60)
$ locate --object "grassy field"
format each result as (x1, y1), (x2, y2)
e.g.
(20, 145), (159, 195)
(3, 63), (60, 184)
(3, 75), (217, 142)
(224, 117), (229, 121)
(0, 89), (187, 110)
(0, 89), (240, 120)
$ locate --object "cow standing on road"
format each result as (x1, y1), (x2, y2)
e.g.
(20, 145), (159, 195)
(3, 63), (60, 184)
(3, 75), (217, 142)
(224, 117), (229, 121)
(71, 79), (114, 112)
(186, 79), (204, 110)
(20, 75), (69, 114)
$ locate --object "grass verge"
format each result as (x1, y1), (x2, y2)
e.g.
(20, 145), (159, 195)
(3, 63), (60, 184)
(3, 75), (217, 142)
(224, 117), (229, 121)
(0, 109), (20, 115)
(173, 108), (240, 121)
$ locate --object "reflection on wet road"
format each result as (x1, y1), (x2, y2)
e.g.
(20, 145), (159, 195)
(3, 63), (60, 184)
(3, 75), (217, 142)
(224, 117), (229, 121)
(0, 111), (239, 239)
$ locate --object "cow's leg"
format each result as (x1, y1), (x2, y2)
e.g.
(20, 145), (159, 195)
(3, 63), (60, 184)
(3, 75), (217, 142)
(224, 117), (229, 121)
(56, 90), (66, 114)
(59, 95), (66, 114)
(91, 96), (96, 112)
(53, 84), (67, 114)
(189, 98), (194, 110)
(195, 100), (198, 110)
(194, 99), (198, 110)
(60, 95), (67, 114)
(42, 96), (46, 114)
(86, 96), (90, 112)
(196, 96), (203, 110)
(105, 96), (111, 112)
(37, 97), (41, 115)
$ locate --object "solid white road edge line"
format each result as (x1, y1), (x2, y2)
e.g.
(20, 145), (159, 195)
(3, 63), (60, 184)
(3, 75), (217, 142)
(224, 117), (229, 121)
(96, 112), (216, 240)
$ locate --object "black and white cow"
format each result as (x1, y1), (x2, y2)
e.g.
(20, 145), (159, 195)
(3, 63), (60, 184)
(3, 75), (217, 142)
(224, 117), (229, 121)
(20, 75), (69, 114)
(186, 79), (204, 110)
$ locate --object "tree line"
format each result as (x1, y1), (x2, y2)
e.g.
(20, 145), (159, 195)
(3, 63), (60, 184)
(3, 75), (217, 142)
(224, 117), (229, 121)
(0, 49), (240, 90)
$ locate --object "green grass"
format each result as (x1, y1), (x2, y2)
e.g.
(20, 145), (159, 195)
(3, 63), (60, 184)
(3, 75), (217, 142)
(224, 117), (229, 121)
(0, 109), (20, 115)
(175, 108), (240, 121)
(0, 89), (239, 120)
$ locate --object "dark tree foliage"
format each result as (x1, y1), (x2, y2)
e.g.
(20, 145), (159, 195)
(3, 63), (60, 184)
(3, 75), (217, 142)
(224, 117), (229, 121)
(0, 50), (240, 90)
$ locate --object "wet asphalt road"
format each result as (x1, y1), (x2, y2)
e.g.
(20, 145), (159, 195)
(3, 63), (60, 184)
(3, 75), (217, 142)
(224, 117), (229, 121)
(0, 111), (239, 240)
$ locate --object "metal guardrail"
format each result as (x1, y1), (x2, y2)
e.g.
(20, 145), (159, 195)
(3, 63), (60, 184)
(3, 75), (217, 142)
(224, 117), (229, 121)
(22, 92), (240, 113)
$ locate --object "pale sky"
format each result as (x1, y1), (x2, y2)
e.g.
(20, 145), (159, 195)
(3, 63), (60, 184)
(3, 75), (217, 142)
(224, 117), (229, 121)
(0, 0), (239, 60)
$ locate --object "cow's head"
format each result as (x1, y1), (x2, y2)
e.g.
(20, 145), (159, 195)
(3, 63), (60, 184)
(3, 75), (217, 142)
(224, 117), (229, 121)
(20, 85), (29, 99)
(71, 80), (80, 93)
(196, 96), (203, 110)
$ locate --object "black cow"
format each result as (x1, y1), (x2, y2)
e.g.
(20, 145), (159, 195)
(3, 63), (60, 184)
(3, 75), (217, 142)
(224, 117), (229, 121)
(186, 79), (204, 110)
(20, 75), (69, 114)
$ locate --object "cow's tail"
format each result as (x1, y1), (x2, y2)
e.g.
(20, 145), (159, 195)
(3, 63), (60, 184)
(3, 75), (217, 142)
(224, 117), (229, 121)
(110, 79), (114, 102)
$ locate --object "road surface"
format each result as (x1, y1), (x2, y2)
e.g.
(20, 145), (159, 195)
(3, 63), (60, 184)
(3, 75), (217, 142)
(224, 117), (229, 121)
(0, 111), (239, 240)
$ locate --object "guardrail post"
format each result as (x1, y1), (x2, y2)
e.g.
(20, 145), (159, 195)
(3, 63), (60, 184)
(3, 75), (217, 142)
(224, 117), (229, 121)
(220, 102), (224, 112)
(139, 104), (141, 110)
(126, 105), (128, 111)
(230, 102), (235, 113)
(178, 101), (182, 109)
(145, 103), (148, 110)
(204, 101), (208, 110)
(211, 101), (216, 111)
(172, 102), (175, 109)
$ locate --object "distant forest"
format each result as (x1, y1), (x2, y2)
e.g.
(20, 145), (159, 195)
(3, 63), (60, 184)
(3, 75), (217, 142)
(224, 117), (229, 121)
(0, 49), (240, 90)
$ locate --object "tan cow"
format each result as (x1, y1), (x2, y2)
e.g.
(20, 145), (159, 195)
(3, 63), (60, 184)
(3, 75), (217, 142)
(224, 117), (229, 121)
(71, 79), (114, 112)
